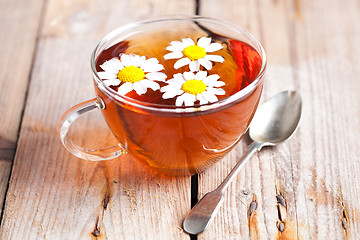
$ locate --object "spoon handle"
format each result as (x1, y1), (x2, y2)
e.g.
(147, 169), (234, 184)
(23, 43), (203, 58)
(216, 141), (264, 193)
(183, 141), (264, 235)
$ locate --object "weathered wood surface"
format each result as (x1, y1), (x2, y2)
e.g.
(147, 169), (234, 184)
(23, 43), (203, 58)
(0, 0), (194, 239)
(199, 0), (360, 239)
(0, 0), (45, 218)
(0, 0), (360, 239)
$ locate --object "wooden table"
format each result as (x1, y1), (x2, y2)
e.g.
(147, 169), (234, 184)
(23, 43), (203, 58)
(1, 0), (360, 239)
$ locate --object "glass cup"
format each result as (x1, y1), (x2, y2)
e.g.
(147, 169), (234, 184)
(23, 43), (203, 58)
(57, 16), (266, 176)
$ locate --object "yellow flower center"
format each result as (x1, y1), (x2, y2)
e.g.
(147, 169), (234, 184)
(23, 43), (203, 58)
(182, 79), (207, 95)
(117, 66), (145, 83)
(183, 45), (206, 61)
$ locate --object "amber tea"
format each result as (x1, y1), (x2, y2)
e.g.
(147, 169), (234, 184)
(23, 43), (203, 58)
(58, 16), (266, 176)
(94, 24), (263, 175)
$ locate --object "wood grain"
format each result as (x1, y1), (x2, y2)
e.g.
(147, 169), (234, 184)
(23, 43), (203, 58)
(0, 0), (44, 149)
(0, 0), (45, 218)
(0, 0), (195, 239)
(198, 0), (360, 239)
(2, 0), (360, 239)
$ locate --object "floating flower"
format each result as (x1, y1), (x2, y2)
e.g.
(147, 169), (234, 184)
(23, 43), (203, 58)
(98, 54), (167, 95)
(160, 71), (225, 106)
(163, 37), (224, 71)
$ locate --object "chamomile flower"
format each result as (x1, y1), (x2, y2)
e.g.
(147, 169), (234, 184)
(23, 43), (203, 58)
(98, 54), (167, 96)
(160, 71), (226, 106)
(163, 37), (224, 71)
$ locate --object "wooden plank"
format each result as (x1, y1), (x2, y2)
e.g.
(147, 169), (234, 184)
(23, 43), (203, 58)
(0, 0), (44, 149)
(0, 0), (195, 239)
(0, 0), (45, 218)
(0, 155), (12, 220)
(286, 0), (360, 238)
(198, 0), (360, 239)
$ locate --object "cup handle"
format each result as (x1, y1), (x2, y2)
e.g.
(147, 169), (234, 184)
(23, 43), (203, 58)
(57, 97), (125, 161)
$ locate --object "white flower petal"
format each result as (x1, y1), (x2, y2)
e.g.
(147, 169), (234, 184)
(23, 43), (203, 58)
(161, 84), (180, 93)
(205, 74), (220, 82)
(138, 56), (146, 65)
(173, 73), (186, 82)
(174, 57), (191, 69)
(207, 87), (225, 95)
(166, 79), (183, 86)
(183, 71), (196, 81)
(163, 74), (185, 88)
(141, 58), (163, 72)
(202, 74), (224, 87)
(197, 37), (211, 48)
(182, 38), (195, 47)
(213, 81), (225, 87)
(160, 85), (172, 93)
(164, 51), (183, 60)
(198, 58), (213, 70)
(145, 72), (167, 81)
(162, 89), (184, 99)
(169, 41), (185, 50)
(205, 43), (223, 52)
(195, 71), (208, 80)
(98, 71), (117, 80)
(140, 62), (152, 71)
(140, 79), (160, 91)
(129, 54), (141, 66)
(161, 84), (174, 92)
(166, 81), (184, 89)
(117, 82), (133, 95)
(204, 54), (225, 63)
(183, 93), (197, 106)
(196, 93), (208, 105)
(166, 44), (185, 52)
(108, 58), (123, 68)
(133, 81), (147, 95)
(103, 78), (121, 86)
(100, 58), (123, 73)
(152, 64), (165, 72)
(189, 61), (200, 72)
(120, 54), (131, 67)
(175, 94), (186, 106)
(142, 63), (164, 72)
(203, 79), (225, 87)
(202, 91), (218, 103)
(145, 57), (160, 65)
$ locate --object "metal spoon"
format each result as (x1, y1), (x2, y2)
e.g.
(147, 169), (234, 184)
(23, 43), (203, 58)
(183, 90), (302, 235)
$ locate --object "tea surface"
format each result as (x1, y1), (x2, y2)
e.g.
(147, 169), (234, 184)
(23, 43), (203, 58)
(95, 27), (262, 106)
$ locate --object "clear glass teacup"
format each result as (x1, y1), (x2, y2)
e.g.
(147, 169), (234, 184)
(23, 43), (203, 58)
(57, 16), (266, 176)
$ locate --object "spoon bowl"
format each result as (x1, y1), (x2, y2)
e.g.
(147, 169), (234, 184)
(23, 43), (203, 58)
(249, 91), (302, 144)
(183, 91), (302, 235)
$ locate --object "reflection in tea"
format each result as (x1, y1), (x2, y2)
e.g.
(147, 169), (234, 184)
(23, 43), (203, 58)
(94, 27), (263, 175)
